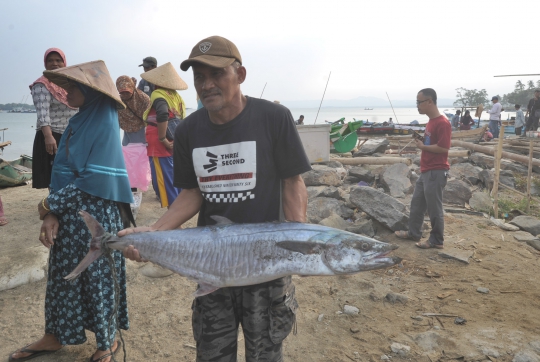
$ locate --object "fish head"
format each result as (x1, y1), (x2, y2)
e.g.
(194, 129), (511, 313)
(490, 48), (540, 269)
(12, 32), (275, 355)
(322, 237), (400, 274)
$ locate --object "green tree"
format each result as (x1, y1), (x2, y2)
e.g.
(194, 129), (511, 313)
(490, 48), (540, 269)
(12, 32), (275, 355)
(453, 88), (490, 108)
(501, 79), (537, 107)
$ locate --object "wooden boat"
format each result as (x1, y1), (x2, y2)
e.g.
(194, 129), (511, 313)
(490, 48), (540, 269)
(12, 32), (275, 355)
(0, 155), (33, 187)
(357, 123), (394, 135)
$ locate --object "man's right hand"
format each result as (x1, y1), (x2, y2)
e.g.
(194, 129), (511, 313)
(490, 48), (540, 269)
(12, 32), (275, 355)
(118, 226), (153, 262)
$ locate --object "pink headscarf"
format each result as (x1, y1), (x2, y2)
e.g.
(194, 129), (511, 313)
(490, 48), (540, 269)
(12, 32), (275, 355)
(29, 48), (74, 108)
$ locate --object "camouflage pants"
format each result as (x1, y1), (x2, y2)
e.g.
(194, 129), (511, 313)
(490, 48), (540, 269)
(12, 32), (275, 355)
(191, 276), (298, 362)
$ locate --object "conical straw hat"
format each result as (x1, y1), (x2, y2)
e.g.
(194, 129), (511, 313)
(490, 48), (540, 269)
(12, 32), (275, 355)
(140, 62), (188, 90)
(43, 60), (126, 109)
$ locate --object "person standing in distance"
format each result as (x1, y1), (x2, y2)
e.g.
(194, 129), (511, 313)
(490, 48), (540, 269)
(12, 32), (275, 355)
(486, 96), (503, 138)
(395, 88), (450, 249)
(526, 89), (540, 132)
(120, 36), (311, 361)
(515, 104), (525, 136)
(137, 57), (157, 97)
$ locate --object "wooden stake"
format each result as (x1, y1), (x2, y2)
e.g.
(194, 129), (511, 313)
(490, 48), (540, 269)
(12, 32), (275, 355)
(492, 125), (505, 218)
(527, 139), (534, 213)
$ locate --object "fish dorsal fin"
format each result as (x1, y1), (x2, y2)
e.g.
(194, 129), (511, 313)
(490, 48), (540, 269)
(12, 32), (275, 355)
(276, 241), (324, 255)
(210, 215), (234, 225)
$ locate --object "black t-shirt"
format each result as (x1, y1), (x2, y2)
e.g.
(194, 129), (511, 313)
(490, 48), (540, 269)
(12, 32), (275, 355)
(173, 96), (311, 226)
(528, 98), (540, 115)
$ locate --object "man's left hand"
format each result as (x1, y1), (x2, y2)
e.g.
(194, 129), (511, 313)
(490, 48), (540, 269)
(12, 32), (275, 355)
(415, 139), (424, 149)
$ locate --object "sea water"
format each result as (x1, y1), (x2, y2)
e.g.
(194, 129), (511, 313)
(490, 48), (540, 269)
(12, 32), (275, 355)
(0, 106), (514, 161)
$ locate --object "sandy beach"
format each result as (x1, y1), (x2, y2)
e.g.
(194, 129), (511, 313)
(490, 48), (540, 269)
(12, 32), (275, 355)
(2, 183), (540, 361)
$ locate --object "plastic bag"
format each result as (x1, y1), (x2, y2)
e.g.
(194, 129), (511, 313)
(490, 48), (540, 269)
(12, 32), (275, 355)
(122, 143), (151, 191)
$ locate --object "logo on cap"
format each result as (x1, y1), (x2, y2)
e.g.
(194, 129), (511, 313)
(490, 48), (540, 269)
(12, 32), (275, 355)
(199, 42), (212, 53)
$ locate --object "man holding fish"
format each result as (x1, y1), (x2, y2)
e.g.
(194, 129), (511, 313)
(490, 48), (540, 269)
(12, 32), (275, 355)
(122, 36), (313, 361)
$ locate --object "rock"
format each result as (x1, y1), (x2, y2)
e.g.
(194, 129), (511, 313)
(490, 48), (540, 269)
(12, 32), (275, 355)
(490, 217), (520, 231)
(343, 175), (360, 184)
(319, 213), (352, 231)
(479, 169), (494, 189)
(302, 165), (342, 187)
(513, 350), (540, 362)
(477, 287), (489, 294)
(348, 166), (375, 183)
(510, 216), (540, 236)
(450, 163), (482, 184)
(306, 186), (341, 200)
(500, 169), (516, 188)
(482, 347), (501, 358)
(470, 153), (528, 174)
(353, 139), (389, 156)
(469, 191), (492, 212)
(385, 292), (408, 304)
(411, 315), (423, 321)
(345, 219), (375, 237)
(390, 342), (410, 357)
(317, 314), (324, 322)
(529, 341), (540, 353)
(381, 355), (390, 360)
(381, 163), (412, 198)
(343, 305), (359, 315)
(307, 197), (354, 224)
(410, 171), (419, 186)
(139, 263), (174, 278)
(0, 247), (49, 291)
(438, 248), (472, 264)
(527, 239), (540, 251)
(513, 231), (539, 242)
(413, 331), (458, 352)
(349, 186), (409, 232)
(443, 179), (472, 206)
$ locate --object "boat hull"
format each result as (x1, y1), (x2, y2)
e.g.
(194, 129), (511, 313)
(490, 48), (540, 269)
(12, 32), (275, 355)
(0, 155), (33, 187)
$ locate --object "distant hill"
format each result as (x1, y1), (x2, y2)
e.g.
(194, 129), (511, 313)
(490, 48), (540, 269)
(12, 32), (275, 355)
(281, 96), (455, 108)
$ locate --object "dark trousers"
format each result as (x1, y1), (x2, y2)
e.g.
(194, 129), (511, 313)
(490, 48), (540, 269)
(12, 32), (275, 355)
(191, 277), (297, 362)
(515, 126), (523, 136)
(408, 170), (448, 246)
(526, 116), (539, 132)
(489, 120), (500, 138)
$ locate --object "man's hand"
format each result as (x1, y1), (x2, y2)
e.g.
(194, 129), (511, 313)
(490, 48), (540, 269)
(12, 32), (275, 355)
(118, 226), (154, 262)
(415, 139), (424, 149)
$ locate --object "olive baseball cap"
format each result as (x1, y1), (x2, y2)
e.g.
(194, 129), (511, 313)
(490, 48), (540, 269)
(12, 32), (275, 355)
(139, 57), (157, 67)
(180, 36), (242, 71)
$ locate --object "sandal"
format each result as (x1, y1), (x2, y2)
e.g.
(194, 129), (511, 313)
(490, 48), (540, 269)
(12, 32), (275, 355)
(89, 341), (121, 362)
(394, 230), (419, 241)
(8, 344), (61, 361)
(415, 241), (443, 249)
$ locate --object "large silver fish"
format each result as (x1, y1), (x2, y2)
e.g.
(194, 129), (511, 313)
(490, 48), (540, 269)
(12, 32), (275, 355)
(66, 211), (400, 296)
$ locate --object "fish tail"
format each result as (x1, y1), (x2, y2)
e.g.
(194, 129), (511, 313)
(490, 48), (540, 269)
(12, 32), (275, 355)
(63, 210), (106, 281)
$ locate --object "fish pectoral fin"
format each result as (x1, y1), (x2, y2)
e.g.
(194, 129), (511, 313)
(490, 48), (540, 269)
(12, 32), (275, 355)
(193, 283), (220, 297)
(209, 215), (235, 225)
(276, 241), (323, 255)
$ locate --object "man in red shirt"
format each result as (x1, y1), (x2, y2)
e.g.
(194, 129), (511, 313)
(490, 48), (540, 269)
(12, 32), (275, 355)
(395, 88), (451, 249)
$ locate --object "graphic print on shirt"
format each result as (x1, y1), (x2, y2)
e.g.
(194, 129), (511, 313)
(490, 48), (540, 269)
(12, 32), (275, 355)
(193, 141), (256, 203)
(423, 130), (431, 146)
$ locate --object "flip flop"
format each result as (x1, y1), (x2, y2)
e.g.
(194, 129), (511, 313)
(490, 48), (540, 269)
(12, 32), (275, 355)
(8, 344), (61, 361)
(0, 217), (8, 226)
(89, 341), (121, 362)
(394, 230), (419, 241)
(415, 241), (443, 249)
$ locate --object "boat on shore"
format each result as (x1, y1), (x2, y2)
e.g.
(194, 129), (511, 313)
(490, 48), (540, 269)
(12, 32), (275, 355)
(0, 155), (33, 187)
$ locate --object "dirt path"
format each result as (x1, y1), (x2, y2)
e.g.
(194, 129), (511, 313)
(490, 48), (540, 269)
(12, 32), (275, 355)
(1, 184), (540, 361)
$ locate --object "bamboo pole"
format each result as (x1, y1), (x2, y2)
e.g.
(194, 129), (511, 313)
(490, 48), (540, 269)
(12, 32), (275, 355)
(333, 157), (412, 166)
(527, 139), (534, 213)
(450, 140), (540, 167)
(492, 126), (505, 218)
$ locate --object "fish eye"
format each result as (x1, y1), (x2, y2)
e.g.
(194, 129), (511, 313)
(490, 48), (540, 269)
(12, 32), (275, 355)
(361, 243), (371, 251)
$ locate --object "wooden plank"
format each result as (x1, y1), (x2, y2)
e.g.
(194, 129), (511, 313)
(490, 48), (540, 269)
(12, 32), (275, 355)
(492, 126), (505, 218)
(528, 140), (534, 213)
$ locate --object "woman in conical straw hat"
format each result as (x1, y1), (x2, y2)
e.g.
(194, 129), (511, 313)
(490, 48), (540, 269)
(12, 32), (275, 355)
(10, 61), (133, 362)
(141, 62), (188, 208)
(29, 48), (78, 189)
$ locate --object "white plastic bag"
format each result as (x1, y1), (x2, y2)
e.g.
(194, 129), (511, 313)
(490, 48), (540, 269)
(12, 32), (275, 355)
(122, 143), (151, 191)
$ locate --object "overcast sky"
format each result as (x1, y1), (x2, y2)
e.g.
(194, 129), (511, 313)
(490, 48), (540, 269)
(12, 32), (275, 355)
(1, 0), (537, 109)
